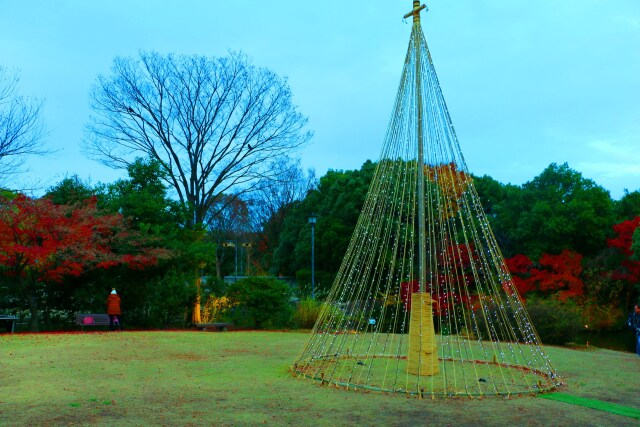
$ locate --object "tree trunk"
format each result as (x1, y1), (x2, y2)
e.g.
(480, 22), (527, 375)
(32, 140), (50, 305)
(27, 281), (39, 332)
(215, 255), (223, 281)
(192, 273), (202, 324)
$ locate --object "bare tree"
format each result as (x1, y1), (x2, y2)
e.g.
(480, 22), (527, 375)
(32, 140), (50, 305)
(205, 194), (253, 280)
(0, 67), (46, 182)
(249, 159), (316, 272)
(85, 51), (312, 227)
(250, 159), (315, 228)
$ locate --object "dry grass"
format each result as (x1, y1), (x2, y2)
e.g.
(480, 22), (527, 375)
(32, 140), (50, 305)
(0, 331), (639, 426)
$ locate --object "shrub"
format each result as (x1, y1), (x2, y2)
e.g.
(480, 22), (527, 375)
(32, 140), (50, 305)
(295, 269), (335, 298)
(580, 300), (626, 331)
(525, 297), (583, 345)
(202, 275), (227, 297)
(469, 300), (518, 341)
(140, 268), (196, 328)
(226, 277), (292, 329)
(201, 295), (236, 323)
(292, 298), (322, 329)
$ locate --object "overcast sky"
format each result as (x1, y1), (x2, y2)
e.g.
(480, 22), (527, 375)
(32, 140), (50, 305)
(2, 0), (639, 199)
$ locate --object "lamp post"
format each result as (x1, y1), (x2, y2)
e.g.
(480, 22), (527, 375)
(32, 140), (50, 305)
(308, 213), (317, 299)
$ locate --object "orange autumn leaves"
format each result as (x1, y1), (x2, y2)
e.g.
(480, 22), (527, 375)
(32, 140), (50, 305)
(424, 162), (472, 219)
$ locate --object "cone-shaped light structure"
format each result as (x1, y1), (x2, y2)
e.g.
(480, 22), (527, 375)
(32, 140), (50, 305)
(292, 2), (560, 398)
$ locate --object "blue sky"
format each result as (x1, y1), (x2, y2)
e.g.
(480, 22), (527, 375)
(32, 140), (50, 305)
(2, 0), (639, 199)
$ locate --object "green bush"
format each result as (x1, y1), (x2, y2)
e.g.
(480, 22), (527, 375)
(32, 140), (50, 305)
(295, 269), (335, 298)
(469, 302), (518, 341)
(226, 277), (292, 329)
(525, 297), (583, 345)
(137, 268), (196, 328)
(292, 298), (322, 329)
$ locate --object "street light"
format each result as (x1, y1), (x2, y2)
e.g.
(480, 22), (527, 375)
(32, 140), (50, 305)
(308, 213), (317, 299)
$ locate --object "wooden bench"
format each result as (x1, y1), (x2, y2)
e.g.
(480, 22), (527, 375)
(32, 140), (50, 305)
(76, 313), (111, 330)
(0, 315), (17, 333)
(196, 322), (232, 332)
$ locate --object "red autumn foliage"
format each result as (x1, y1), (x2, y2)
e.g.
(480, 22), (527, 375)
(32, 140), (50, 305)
(399, 280), (469, 315)
(607, 216), (640, 285)
(612, 260), (640, 285)
(0, 194), (169, 284)
(399, 242), (478, 312)
(505, 250), (584, 300)
(537, 251), (584, 299)
(505, 254), (535, 295)
(438, 243), (476, 269)
(505, 254), (533, 273)
(608, 216), (640, 256)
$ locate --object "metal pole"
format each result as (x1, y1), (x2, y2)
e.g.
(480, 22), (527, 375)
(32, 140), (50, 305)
(235, 241), (238, 282)
(411, 1), (427, 293)
(311, 222), (315, 299)
(246, 245), (249, 276)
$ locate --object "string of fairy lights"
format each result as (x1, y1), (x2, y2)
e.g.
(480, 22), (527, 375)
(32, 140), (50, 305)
(292, 4), (560, 398)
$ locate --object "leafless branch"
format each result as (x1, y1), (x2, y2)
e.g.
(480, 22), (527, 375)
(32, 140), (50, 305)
(0, 67), (48, 184)
(84, 51), (312, 227)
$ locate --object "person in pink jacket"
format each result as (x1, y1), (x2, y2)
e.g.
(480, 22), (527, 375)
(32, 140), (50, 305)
(107, 289), (123, 331)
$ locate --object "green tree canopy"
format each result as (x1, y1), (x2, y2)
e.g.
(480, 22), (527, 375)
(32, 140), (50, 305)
(273, 161), (376, 293)
(101, 158), (185, 232)
(494, 163), (614, 258)
(614, 189), (640, 222)
(471, 173), (508, 216)
(632, 227), (640, 261)
(46, 175), (95, 205)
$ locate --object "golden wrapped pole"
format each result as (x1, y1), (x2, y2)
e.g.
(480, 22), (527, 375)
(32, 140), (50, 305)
(407, 292), (438, 376)
(405, 1), (438, 378)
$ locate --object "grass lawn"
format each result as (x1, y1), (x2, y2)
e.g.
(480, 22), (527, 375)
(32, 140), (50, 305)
(1, 331), (639, 426)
